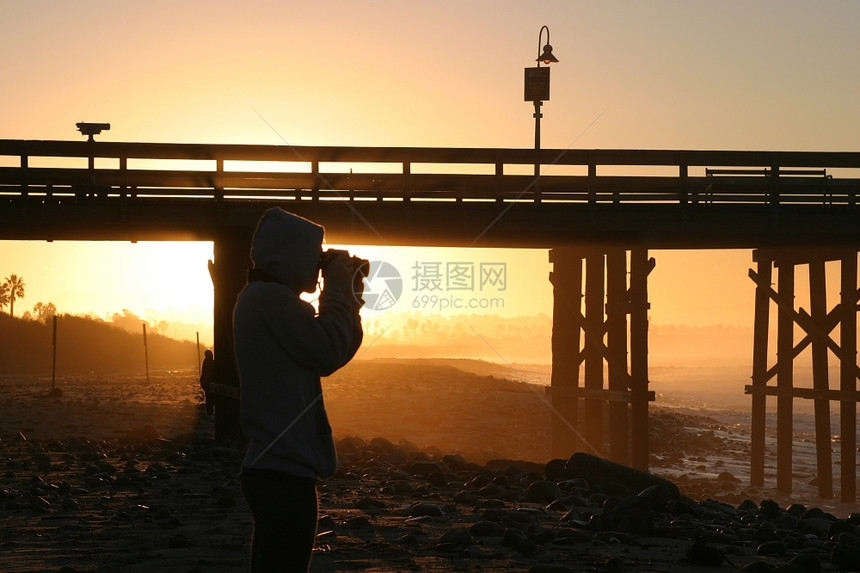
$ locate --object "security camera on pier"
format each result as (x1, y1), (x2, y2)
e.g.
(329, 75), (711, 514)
(76, 122), (111, 141)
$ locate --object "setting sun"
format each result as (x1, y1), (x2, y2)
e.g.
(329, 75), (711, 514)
(0, 240), (214, 341)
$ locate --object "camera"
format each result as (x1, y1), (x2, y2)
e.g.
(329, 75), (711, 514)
(320, 249), (369, 298)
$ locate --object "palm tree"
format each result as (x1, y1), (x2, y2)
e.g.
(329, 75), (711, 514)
(33, 301), (57, 324)
(0, 283), (8, 313)
(3, 274), (25, 317)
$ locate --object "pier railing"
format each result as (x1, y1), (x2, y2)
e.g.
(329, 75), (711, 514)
(1, 140), (859, 205)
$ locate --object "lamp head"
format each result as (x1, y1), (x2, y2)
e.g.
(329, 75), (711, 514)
(537, 44), (559, 65)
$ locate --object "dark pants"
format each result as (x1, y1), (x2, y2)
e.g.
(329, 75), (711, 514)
(240, 469), (319, 573)
(202, 388), (214, 415)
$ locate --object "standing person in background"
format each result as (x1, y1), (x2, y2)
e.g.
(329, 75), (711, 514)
(233, 207), (364, 572)
(199, 349), (216, 415)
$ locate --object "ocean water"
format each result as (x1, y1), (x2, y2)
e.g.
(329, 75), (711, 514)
(506, 362), (859, 508)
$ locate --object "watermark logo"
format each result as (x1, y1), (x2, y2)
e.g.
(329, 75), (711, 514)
(410, 260), (507, 312)
(358, 258), (508, 313)
(411, 261), (507, 293)
(360, 260), (403, 311)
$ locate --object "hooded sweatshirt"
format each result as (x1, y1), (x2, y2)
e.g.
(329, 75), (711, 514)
(233, 208), (363, 479)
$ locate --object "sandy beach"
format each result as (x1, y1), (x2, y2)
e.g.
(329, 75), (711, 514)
(1, 359), (858, 572)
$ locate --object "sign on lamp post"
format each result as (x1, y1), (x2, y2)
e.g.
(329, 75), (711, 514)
(525, 26), (558, 188)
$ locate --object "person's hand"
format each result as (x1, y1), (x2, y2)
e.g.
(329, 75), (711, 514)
(321, 250), (352, 281)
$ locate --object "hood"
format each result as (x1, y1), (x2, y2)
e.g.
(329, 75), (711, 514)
(250, 208), (324, 293)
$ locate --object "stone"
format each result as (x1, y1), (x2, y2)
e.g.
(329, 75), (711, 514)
(799, 507), (829, 521)
(347, 516), (373, 530)
(758, 499), (782, 519)
(478, 483), (502, 497)
(798, 518), (834, 538)
(318, 515), (335, 529)
(740, 561), (773, 573)
(756, 540), (788, 556)
(564, 452), (680, 498)
(593, 510), (630, 533)
(427, 471), (448, 487)
(546, 499), (567, 512)
(368, 436), (398, 453)
(392, 481), (416, 494)
(409, 503), (445, 517)
(552, 529), (590, 544)
(336, 435), (367, 453)
(544, 459), (567, 480)
(452, 490), (479, 504)
(685, 538), (725, 566)
(771, 565), (805, 573)
(409, 460), (442, 476)
(835, 531), (860, 548)
(27, 496), (51, 513)
(604, 481), (635, 497)
(636, 484), (671, 510)
(507, 533), (538, 554)
(526, 480), (562, 503)
(786, 503), (808, 517)
(738, 499), (759, 513)
(788, 553), (821, 573)
(470, 520), (505, 537)
(483, 508), (533, 524)
(528, 528), (555, 544)
(442, 454), (467, 471)
(61, 497), (79, 510)
(529, 566), (572, 573)
(395, 533), (418, 545)
(831, 544), (860, 571)
(826, 520), (854, 539)
(439, 528), (472, 545)
(594, 531), (638, 545)
(355, 497), (386, 510)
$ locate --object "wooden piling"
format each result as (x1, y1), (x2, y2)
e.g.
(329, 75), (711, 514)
(549, 247), (654, 468)
(583, 250), (605, 456)
(775, 259), (795, 494)
(549, 248), (584, 458)
(809, 258), (833, 498)
(210, 228), (253, 439)
(747, 248), (859, 502)
(749, 251), (771, 487)
(606, 249), (629, 465)
(839, 251), (857, 502)
(629, 248), (653, 471)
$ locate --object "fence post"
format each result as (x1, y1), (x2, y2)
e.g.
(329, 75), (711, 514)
(143, 322), (150, 384)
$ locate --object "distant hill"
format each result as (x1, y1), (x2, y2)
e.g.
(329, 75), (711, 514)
(0, 313), (202, 377)
(0, 309), (755, 379)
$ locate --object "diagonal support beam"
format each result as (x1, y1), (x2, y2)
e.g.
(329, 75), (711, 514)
(749, 268), (860, 378)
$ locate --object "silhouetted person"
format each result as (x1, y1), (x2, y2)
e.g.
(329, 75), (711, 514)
(233, 208), (364, 572)
(199, 349), (216, 415)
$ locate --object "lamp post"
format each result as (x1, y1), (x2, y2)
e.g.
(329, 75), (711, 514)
(524, 26), (558, 182)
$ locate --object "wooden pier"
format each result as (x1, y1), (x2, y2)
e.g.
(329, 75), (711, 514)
(1, 139), (858, 495)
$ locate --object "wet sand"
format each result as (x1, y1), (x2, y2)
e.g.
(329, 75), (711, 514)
(1, 360), (858, 572)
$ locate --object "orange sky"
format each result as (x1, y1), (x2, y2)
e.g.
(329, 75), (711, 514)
(1, 1), (859, 346)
